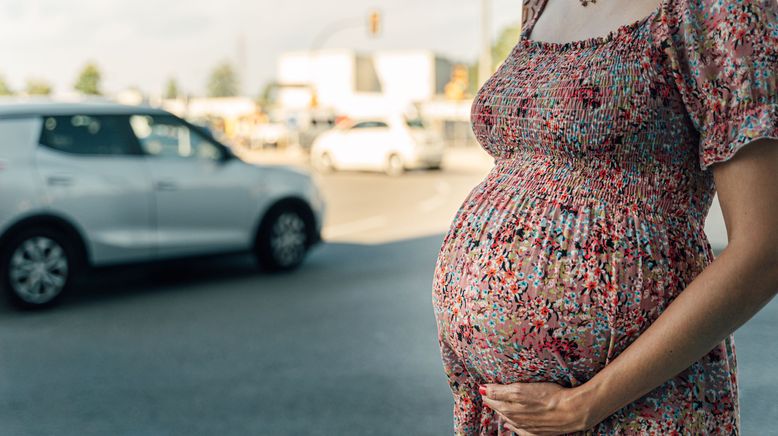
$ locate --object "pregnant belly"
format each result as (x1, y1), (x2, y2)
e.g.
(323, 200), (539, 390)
(431, 175), (710, 387)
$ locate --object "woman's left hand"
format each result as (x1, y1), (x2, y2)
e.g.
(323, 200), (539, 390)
(479, 382), (601, 436)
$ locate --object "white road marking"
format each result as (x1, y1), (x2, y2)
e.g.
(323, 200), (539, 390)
(323, 215), (389, 239)
(418, 179), (451, 212)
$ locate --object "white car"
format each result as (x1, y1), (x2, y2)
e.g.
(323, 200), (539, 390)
(310, 115), (445, 175)
(250, 121), (289, 150)
(0, 101), (326, 309)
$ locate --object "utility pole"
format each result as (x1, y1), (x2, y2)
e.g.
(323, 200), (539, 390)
(478, 0), (493, 86)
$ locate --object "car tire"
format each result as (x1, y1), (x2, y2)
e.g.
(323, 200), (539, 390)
(1, 227), (81, 310)
(254, 203), (313, 272)
(385, 153), (404, 176)
(315, 152), (335, 173)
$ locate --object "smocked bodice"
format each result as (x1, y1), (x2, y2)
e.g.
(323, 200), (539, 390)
(470, 7), (714, 223)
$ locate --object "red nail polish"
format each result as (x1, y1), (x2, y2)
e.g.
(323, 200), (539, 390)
(478, 385), (487, 395)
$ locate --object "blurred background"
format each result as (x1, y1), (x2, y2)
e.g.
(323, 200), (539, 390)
(0, 0), (774, 435)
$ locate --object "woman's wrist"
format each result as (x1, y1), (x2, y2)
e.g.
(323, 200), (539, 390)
(568, 376), (615, 429)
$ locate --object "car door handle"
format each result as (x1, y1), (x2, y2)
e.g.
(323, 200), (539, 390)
(155, 181), (178, 191)
(46, 175), (73, 186)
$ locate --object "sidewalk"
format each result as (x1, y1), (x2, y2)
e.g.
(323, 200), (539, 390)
(441, 145), (495, 173)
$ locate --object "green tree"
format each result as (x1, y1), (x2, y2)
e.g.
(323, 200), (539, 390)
(74, 62), (102, 95)
(257, 81), (277, 107)
(491, 23), (522, 70)
(467, 62), (479, 96)
(0, 74), (13, 96)
(26, 79), (53, 96)
(467, 21), (522, 95)
(165, 77), (180, 99)
(207, 62), (239, 97)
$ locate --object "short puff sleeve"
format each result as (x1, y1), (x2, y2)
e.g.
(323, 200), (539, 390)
(659, 0), (778, 171)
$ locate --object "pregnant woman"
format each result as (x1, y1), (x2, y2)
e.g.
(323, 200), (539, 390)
(431, 0), (778, 434)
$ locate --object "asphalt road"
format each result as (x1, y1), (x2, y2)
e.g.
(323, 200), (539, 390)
(0, 162), (774, 436)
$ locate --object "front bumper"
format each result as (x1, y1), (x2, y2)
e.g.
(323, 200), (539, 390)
(405, 146), (445, 168)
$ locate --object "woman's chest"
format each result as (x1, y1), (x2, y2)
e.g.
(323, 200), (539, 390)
(470, 39), (692, 164)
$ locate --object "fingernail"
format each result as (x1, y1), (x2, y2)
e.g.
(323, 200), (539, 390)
(478, 385), (487, 395)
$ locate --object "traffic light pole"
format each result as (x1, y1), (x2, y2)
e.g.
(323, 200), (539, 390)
(310, 16), (368, 51)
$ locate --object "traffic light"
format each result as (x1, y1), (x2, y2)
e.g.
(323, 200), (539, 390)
(369, 10), (381, 36)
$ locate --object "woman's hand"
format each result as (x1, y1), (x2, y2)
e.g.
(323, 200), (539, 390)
(479, 381), (603, 436)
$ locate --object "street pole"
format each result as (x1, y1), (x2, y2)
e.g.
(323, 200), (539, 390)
(308, 16), (367, 104)
(478, 0), (493, 87)
(310, 16), (366, 52)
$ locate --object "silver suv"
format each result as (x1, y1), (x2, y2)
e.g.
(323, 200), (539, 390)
(0, 101), (325, 310)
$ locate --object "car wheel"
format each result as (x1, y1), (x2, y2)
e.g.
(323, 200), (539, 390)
(254, 204), (312, 272)
(315, 152), (335, 173)
(1, 227), (80, 310)
(385, 153), (404, 176)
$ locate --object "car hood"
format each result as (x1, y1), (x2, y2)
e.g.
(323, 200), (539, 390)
(243, 160), (314, 183)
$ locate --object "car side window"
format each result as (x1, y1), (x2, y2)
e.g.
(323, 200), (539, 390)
(39, 115), (140, 156)
(351, 121), (388, 129)
(130, 114), (223, 161)
(405, 117), (425, 129)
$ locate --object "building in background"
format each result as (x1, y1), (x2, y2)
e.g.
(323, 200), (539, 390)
(272, 48), (477, 149)
(98, 48), (479, 152)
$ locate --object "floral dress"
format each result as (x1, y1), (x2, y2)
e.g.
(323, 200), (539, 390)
(430, 0), (778, 433)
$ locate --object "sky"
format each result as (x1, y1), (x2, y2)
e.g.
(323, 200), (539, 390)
(0, 0), (520, 98)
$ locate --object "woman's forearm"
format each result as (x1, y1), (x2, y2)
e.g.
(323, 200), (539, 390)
(574, 240), (778, 427)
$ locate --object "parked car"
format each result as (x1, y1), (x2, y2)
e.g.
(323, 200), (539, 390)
(0, 101), (326, 310)
(249, 121), (290, 150)
(298, 114), (337, 152)
(310, 114), (445, 176)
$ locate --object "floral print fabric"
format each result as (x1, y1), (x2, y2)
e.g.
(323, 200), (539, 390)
(431, 0), (778, 434)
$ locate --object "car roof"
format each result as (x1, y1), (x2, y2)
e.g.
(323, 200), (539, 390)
(0, 99), (170, 118)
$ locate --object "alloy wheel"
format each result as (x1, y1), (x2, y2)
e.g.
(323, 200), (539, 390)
(317, 153), (334, 172)
(8, 236), (69, 304)
(385, 154), (404, 176)
(269, 211), (308, 267)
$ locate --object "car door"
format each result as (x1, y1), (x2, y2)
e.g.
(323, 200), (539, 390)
(129, 113), (255, 259)
(342, 121), (389, 169)
(34, 114), (155, 265)
(331, 122), (365, 168)
(367, 120), (393, 168)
